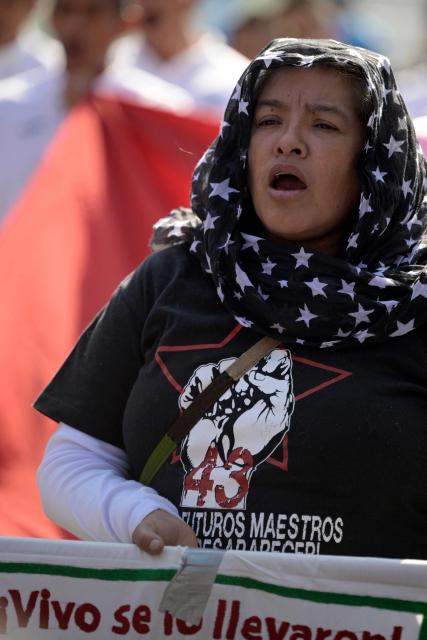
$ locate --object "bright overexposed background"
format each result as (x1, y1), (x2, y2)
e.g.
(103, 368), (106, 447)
(199, 0), (425, 69)
(27, 0), (427, 71)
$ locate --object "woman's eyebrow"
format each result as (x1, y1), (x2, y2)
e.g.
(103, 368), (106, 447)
(255, 98), (283, 110)
(255, 99), (351, 121)
(307, 103), (350, 121)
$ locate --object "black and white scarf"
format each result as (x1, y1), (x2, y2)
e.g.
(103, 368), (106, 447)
(152, 38), (427, 349)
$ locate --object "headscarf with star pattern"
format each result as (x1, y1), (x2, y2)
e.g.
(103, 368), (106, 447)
(151, 38), (427, 349)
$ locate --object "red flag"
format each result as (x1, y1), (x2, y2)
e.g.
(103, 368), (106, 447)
(0, 96), (218, 537)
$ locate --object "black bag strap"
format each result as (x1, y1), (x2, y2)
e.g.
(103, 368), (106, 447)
(139, 336), (281, 485)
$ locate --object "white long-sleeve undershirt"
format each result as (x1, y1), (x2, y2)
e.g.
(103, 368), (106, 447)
(37, 423), (180, 543)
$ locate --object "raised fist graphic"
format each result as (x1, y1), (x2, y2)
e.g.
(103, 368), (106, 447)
(179, 348), (294, 509)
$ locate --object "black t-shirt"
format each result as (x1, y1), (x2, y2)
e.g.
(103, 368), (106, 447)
(35, 244), (427, 559)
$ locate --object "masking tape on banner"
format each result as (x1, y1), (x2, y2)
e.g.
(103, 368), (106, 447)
(159, 548), (224, 625)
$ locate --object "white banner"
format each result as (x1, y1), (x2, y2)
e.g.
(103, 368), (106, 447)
(0, 537), (427, 639)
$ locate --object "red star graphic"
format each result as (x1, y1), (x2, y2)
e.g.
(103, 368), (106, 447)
(155, 325), (352, 471)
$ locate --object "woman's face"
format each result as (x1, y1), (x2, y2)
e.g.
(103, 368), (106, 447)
(247, 66), (366, 255)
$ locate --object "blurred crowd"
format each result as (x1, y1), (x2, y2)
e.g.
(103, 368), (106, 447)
(229, 0), (385, 61)
(0, 0), (249, 222)
(0, 0), (427, 224)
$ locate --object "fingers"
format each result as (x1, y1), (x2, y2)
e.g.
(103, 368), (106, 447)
(132, 510), (198, 555)
(177, 522), (197, 547)
(132, 524), (165, 555)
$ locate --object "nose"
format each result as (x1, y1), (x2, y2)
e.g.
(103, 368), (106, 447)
(276, 125), (307, 158)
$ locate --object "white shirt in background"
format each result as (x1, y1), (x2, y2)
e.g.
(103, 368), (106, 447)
(0, 33), (63, 81)
(110, 32), (249, 115)
(0, 66), (195, 223)
(414, 115), (427, 155)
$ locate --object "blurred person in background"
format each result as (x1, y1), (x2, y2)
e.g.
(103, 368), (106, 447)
(269, 0), (387, 54)
(228, 0), (332, 61)
(0, 0), (194, 222)
(331, 0), (388, 52)
(0, 0), (62, 81)
(109, 0), (249, 114)
(229, 11), (274, 61)
(229, 0), (335, 61)
(270, 0), (332, 41)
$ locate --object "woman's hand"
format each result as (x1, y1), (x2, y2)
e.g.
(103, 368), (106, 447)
(132, 509), (198, 554)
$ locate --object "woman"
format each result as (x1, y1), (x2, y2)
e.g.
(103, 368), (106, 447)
(35, 38), (427, 559)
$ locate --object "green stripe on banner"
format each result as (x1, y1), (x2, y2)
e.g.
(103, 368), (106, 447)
(0, 563), (177, 582)
(1, 561), (426, 639)
(216, 573), (427, 612)
(215, 575), (427, 640)
(215, 575), (427, 617)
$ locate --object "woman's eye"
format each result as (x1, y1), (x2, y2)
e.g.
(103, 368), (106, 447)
(257, 117), (280, 127)
(314, 122), (338, 131)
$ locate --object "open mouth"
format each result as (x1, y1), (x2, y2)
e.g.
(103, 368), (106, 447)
(271, 172), (307, 191)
